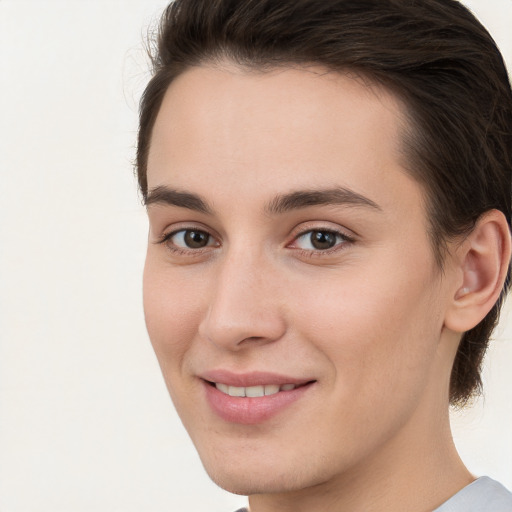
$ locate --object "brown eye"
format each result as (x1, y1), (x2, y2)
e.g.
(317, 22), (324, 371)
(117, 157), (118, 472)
(169, 229), (215, 249)
(291, 229), (351, 253)
(309, 231), (337, 250)
(184, 230), (210, 248)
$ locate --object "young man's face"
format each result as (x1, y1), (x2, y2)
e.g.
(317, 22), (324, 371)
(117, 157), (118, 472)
(143, 64), (460, 496)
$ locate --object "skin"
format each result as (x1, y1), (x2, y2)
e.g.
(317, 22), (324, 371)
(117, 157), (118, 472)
(142, 63), (497, 512)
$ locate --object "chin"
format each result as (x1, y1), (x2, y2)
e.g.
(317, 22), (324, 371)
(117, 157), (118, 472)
(206, 471), (278, 496)
(204, 466), (304, 496)
(198, 447), (330, 496)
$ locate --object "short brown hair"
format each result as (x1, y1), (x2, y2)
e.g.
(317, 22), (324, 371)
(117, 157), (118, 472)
(136, 0), (512, 406)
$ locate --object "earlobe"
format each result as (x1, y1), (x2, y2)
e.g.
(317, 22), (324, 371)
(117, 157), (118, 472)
(445, 210), (511, 333)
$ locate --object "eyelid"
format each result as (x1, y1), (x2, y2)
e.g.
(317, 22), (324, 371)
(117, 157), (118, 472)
(153, 221), (216, 242)
(288, 221), (356, 241)
(287, 223), (356, 254)
(169, 229), (218, 248)
(154, 223), (221, 253)
(152, 221), (355, 257)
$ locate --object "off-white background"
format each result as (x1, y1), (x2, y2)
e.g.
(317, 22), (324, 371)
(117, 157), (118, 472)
(0, 1), (511, 511)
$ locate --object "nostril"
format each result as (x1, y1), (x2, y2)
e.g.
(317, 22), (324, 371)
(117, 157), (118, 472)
(240, 336), (266, 344)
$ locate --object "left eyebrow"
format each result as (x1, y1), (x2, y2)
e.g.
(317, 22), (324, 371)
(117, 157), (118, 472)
(265, 187), (381, 215)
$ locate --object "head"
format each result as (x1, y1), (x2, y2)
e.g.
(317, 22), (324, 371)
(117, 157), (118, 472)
(138, 0), (512, 498)
(138, 0), (512, 406)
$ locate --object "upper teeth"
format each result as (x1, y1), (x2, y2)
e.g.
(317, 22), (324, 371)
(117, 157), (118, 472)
(215, 383), (297, 397)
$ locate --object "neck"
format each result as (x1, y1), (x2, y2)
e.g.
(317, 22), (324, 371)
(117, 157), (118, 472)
(248, 397), (472, 512)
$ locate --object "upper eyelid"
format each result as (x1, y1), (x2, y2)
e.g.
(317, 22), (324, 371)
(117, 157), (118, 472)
(156, 228), (219, 256)
(161, 228), (217, 247)
(156, 223), (218, 242)
(295, 226), (348, 237)
(154, 222), (356, 247)
(290, 228), (353, 246)
(289, 222), (357, 240)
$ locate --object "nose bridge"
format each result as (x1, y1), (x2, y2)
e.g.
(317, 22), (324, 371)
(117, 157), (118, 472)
(199, 243), (285, 349)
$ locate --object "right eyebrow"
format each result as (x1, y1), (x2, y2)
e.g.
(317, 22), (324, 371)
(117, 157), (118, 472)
(145, 185), (213, 215)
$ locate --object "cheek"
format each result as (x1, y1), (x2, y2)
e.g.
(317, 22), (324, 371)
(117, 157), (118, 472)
(143, 257), (201, 373)
(286, 266), (444, 464)
(142, 259), (211, 424)
(293, 261), (443, 399)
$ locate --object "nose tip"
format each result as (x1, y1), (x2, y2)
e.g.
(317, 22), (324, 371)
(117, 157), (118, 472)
(198, 258), (286, 351)
(199, 308), (286, 350)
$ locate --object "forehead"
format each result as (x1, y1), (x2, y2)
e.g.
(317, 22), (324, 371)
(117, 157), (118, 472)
(147, 63), (423, 219)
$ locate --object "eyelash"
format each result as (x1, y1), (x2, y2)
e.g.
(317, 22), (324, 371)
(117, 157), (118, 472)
(156, 226), (218, 256)
(156, 226), (355, 257)
(289, 228), (355, 256)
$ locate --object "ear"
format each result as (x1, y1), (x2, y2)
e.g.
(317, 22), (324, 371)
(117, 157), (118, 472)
(444, 210), (511, 333)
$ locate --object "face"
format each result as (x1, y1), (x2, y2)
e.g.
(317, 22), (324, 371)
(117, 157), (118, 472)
(143, 64), (457, 496)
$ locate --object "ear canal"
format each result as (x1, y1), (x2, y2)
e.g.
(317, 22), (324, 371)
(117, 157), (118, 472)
(454, 286), (470, 300)
(454, 258), (480, 300)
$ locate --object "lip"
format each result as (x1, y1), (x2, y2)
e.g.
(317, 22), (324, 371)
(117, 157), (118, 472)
(200, 370), (315, 425)
(201, 369), (312, 387)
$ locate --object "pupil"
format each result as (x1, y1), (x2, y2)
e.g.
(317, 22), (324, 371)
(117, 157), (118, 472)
(185, 230), (209, 248)
(311, 231), (336, 250)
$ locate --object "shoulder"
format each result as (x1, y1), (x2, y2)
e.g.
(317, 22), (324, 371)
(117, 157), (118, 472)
(434, 477), (512, 512)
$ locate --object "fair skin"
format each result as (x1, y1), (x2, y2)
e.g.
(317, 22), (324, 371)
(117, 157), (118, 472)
(143, 63), (510, 512)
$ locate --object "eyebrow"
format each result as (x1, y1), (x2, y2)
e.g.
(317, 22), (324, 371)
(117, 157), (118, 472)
(145, 185), (381, 215)
(265, 187), (381, 215)
(145, 185), (213, 214)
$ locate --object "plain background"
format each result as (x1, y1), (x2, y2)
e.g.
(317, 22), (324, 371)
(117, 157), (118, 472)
(0, 1), (511, 511)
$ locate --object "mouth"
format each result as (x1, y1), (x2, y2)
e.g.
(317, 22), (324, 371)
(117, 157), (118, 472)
(200, 372), (316, 424)
(206, 381), (310, 398)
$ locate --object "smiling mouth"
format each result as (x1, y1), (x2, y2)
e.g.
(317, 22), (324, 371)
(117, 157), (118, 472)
(208, 381), (313, 398)
(203, 377), (316, 424)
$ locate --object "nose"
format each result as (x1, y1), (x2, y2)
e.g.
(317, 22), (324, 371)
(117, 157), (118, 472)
(198, 247), (287, 350)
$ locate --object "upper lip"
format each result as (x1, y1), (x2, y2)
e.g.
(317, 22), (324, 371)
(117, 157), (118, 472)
(200, 369), (314, 387)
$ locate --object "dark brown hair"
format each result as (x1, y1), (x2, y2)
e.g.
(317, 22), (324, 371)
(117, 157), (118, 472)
(137, 0), (512, 406)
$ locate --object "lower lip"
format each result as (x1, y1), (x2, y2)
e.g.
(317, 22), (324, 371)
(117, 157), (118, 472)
(203, 381), (313, 425)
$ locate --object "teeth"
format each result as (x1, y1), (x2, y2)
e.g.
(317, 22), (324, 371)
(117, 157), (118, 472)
(264, 384), (280, 396)
(216, 382), (229, 394)
(246, 385), (264, 397)
(214, 383), (297, 396)
(228, 386), (246, 397)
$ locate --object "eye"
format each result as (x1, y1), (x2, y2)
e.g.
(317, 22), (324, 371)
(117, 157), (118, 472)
(166, 229), (217, 250)
(291, 229), (351, 251)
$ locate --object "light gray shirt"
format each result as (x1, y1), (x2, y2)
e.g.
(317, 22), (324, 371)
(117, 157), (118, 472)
(234, 476), (512, 511)
(434, 476), (512, 511)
